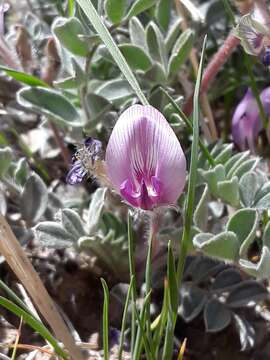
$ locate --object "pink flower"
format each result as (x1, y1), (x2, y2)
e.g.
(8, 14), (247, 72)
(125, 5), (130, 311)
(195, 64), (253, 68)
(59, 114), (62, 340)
(232, 87), (270, 152)
(105, 105), (186, 210)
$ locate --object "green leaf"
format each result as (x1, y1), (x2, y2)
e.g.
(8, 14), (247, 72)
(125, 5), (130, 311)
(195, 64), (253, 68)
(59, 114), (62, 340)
(155, 0), (171, 32)
(226, 208), (258, 259)
(0, 147), (12, 178)
(0, 297), (68, 359)
(101, 278), (110, 360)
(165, 18), (181, 53)
(105, 0), (126, 24)
(146, 22), (167, 71)
(54, 76), (77, 89)
(129, 17), (147, 50)
(17, 86), (82, 126)
(193, 231), (239, 261)
(263, 221), (270, 248)
(226, 280), (268, 307)
(217, 176), (240, 207)
(211, 268), (242, 290)
(230, 158), (258, 179)
(240, 246), (270, 279)
(215, 143), (233, 164)
(96, 79), (133, 103)
(119, 44), (152, 71)
(35, 221), (75, 247)
(14, 158), (29, 186)
(254, 192), (270, 209)
(168, 29), (194, 76)
(0, 66), (48, 87)
(85, 93), (112, 127)
(204, 299), (231, 332)
(76, 0), (148, 105)
(20, 173), (48, 224)
(61, 209), (86, 239)
(144, 63), (167, 84)
(125, 0), (156, 19)
(87, 187), (107, 234)
(52, 17), (88, 56)
(194, 185), (209, 231)
(226, 151), (250, 178)
(200, 164), (226, 197)
(179, 284), (206, 322)
(240, 171), (264, 207)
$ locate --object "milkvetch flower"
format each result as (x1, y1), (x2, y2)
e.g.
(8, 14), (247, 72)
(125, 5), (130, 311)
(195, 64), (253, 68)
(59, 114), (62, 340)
(234, 1), (270, 65)
(66, 137), (103, 185)
(232, 87), (270, 152)
(105, 105), (186, 211)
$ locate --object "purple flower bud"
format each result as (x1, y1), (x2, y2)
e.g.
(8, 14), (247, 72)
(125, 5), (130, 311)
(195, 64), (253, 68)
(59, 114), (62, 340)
(66, 137), (103, 185)
(232, 87), (270, 152)
(105, 105), (186, 211)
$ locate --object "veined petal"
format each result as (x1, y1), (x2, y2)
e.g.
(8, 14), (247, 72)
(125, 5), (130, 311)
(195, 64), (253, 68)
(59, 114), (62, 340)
(105, 105), (186, 208)
(234, 14), (265, 55)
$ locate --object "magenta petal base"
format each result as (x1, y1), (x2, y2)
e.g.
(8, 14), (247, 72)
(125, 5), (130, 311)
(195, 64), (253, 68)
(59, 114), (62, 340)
(120, 176), (162, 210)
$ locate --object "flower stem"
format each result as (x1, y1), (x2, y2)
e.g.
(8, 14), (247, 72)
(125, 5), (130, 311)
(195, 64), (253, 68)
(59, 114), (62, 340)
(183, 33), (240, 116)
(127, 211), (137, 356)
(223, 0), (269, 130)
(175, 0), (218, 141)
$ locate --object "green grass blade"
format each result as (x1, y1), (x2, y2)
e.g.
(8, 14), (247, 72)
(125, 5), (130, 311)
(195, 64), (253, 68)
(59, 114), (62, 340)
(152, 279), (169, 358)
(68, 0), (75, 16)
(0, 296), (68, 359)
(118, 276), (134, 360)
(0, 279), (34, 315)
(127, 211), (137, 355)
(75, 0), (148, 105)
(167, 241), (178, 314)
(133, 292), (155, 360)
(101, 278), (110, 360)
(163, 36), (207, 359)
(176, 35), (207, 282)
(0, 66), (49, 87)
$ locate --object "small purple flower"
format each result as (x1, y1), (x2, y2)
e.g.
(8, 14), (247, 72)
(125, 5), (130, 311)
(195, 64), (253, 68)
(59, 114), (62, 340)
(234, 2), (270, 66)
(66, 137), (103, 185)
(232, 87), (270, 152)
(105, 105), (186, 211)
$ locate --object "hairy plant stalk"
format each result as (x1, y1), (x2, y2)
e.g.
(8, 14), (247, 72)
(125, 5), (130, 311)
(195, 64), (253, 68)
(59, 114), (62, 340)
(175, 0), (218, 141)
(183, 33), (240, 116)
